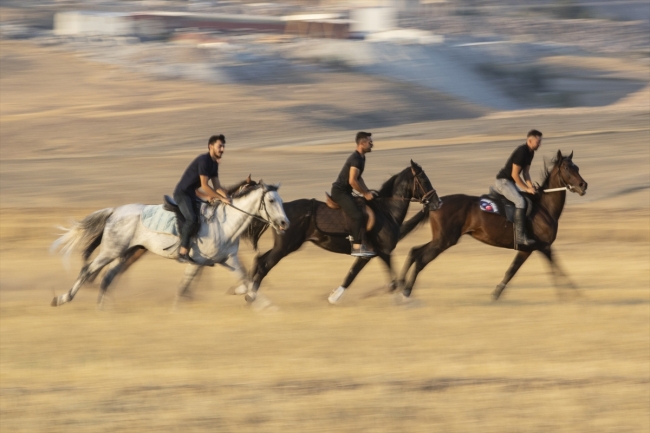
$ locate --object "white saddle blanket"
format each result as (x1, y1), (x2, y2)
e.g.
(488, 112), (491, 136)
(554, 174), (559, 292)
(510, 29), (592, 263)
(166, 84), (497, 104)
(140, 203), (219, 236)
(141, 205), (178, 236)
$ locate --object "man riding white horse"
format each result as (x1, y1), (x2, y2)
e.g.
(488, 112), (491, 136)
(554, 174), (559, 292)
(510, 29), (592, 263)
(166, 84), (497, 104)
(173, 134), (231, 263)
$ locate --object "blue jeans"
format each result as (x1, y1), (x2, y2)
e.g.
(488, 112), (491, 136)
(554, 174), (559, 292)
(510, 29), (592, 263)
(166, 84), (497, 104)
(494, 179), (526, 209)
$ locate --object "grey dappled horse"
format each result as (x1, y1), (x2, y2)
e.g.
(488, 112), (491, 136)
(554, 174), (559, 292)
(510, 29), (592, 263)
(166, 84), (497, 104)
(51, 183), (289, 308)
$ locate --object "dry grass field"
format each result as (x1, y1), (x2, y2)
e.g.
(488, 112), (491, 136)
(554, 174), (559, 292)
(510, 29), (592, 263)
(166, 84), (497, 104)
(1, 40), (649, 432)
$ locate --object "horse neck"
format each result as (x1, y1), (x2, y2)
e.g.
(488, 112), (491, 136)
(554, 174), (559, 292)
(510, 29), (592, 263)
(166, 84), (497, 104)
(221, 188), (264, 240)
(539, 168), (566, 221)
(381, 173), (411, 224)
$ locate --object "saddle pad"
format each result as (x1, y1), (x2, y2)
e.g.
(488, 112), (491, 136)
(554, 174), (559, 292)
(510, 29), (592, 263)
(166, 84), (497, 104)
(314, 202), (349, 236)
(141, 205), (179, 236)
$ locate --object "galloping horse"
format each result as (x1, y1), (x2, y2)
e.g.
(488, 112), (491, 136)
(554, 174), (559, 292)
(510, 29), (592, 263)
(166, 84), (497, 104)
(242, 161), (441, 303)
(398, 150), (587, 300)
(51, 180), (289, 307)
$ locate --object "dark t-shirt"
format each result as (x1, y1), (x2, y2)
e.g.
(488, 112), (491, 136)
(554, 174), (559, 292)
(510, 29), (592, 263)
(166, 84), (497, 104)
(497, 144), (534, 182)
(174, 153), (219, 196)
(332, 151), (365, 193)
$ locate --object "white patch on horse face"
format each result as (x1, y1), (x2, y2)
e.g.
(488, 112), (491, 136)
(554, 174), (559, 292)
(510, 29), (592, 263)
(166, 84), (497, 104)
(265, 190), (288, 228)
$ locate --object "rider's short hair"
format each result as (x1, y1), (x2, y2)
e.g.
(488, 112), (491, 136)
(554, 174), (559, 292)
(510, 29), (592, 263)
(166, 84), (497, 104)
(208, 134), (226, 147)
(527, 129), (542, 138)
(356, 131), (372, 144)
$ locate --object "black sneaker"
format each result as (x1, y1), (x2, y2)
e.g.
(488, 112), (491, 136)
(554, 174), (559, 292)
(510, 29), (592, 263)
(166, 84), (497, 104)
(177, 253), (194, 264)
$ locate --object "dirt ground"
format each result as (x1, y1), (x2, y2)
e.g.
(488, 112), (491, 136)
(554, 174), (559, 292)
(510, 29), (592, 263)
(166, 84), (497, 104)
(1, 40), (649, 432)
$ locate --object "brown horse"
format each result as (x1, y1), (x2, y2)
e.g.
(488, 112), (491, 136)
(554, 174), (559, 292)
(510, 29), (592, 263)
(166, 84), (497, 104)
(398, 150), (588, 300)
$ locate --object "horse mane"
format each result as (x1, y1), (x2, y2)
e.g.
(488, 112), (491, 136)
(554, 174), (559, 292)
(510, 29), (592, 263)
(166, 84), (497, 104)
(377, 167), (410, 197)
(231, 183), (268, 199)
(539, 155), (561, 190)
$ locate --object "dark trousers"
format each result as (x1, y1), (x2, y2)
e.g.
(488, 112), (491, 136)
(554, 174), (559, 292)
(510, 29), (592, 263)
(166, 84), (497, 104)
(173, 190), (199, 250)
(331, 187), (363, 243)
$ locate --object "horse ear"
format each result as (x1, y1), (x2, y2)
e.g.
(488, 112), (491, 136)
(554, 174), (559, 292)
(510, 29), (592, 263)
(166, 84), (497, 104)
(568, 151), (573, 160)
(410, 159), (421, 174)
(556, 150), (563, 162)
(246, 174), (252, 183)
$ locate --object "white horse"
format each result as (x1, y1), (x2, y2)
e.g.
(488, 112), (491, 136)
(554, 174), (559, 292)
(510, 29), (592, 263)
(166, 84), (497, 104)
(51, 182), (289, 308)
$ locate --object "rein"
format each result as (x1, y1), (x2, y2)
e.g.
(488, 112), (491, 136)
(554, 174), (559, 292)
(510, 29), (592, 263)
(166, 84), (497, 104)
(369, 174), (435, 204)
(223, 189), (276, 227)
(543, 187), (568, 193)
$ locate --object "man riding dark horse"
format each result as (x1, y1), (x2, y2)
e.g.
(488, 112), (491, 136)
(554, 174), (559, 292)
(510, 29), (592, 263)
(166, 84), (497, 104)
(494, 129), (542, 246)
(330, 131), (376, 257)
(173, 134), (231, 263)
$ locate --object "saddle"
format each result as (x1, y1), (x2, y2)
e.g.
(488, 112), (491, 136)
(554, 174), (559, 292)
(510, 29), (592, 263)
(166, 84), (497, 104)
(163, 195), (211, 239)
(478, 187), (534, 223)
(314, 193), (375, 236)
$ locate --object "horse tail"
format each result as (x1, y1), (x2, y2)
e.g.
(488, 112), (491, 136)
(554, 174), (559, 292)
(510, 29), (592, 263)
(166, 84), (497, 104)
(50, 208), (114, 261)
(241, 218), (270, 251)
(399, 206), (429, 241)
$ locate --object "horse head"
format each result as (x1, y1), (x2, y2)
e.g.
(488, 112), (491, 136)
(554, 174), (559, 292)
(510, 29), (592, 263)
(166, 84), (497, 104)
(260, 182), (290, 233)
(552, 150), (588, 196)
(410, 160), (442, 210)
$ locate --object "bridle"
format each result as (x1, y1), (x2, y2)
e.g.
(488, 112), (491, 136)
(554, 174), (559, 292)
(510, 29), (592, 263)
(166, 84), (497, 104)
(225, 187), (283, 231)
(363, 172), (436, 204)
(412, 174), (436, 204)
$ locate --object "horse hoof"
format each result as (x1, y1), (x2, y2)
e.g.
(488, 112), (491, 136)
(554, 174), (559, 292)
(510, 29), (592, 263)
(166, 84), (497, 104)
(328, 287), (345, 304)
(249, 294), (276, 312)
(245, 292), (257, 303)
(233, 284), (248, 295)
(51, 297), (59, 307)
(492, 285), (505, 300)
(393, 293), (423, 308)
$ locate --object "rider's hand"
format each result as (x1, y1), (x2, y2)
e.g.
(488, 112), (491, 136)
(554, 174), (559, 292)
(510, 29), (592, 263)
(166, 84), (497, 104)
(526, 186), (536, 194)
(364, 192), (374, 201)
(222, 196), (232, 205)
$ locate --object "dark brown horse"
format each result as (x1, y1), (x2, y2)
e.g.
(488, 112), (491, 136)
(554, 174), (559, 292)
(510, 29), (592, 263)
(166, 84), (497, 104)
(243, 161), (442, 303)
(398, 150), (587, 300)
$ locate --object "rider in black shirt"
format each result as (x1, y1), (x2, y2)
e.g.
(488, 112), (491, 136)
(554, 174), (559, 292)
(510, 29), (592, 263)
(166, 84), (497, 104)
(494, 129), (542, 246)
(173, 134), (231, 263)
(331, 132), (376, 257)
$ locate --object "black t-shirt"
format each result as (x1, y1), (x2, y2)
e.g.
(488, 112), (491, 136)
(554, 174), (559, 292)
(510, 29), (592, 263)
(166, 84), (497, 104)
(332, 151), (365, 193)
(174, 153), (219, 196)
(497, 144), (534, 181)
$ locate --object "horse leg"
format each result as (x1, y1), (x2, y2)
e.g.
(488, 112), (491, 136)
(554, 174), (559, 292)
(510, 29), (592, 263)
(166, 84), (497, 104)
(538, 246), (578, 298)
(52, 253), (116, 306)
(328, 257), (371, 304)
(97, 247), (146, 309)
(401, 242), (444, 298)
(218, 254), (255, 301)
(172, 264), (202, 310)
(492, 251), (532, 300)
(377, 252), (398, 291)
(398, 243), (428, 292)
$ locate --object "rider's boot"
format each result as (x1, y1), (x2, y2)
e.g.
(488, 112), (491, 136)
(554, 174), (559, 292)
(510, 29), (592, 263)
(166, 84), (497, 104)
(515, 208), (535, 246)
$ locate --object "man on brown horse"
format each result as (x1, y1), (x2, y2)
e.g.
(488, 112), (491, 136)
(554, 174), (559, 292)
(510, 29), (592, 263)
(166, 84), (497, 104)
(494, 129), (542, 246)
(330, 131), (376, 257)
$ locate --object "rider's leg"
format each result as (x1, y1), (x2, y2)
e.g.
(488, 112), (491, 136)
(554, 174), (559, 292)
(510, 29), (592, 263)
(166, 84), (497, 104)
(174, 191), (199, 257)
(330, 189), (365, 253)
(494, 179), (534, 246)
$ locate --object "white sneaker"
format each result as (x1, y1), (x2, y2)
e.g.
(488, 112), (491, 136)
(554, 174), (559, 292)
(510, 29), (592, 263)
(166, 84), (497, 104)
(328, 286), (345, 304)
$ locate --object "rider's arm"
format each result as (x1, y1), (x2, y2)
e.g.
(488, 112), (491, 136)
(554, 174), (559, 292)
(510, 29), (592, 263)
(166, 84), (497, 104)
(522, 166), (535, 190)
(511, 164), (535, 194)
(349, 167), (374, 200)
(199, 175), (230, 203)
(210, 176), (229, 198)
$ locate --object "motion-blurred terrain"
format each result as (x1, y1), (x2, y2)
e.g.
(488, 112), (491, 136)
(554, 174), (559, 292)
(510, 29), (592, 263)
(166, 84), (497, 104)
(1, 1), (649, 431)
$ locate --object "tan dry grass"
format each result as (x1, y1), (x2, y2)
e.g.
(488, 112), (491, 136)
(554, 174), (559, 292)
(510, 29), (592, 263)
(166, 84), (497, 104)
(1, 39), (649, 432)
